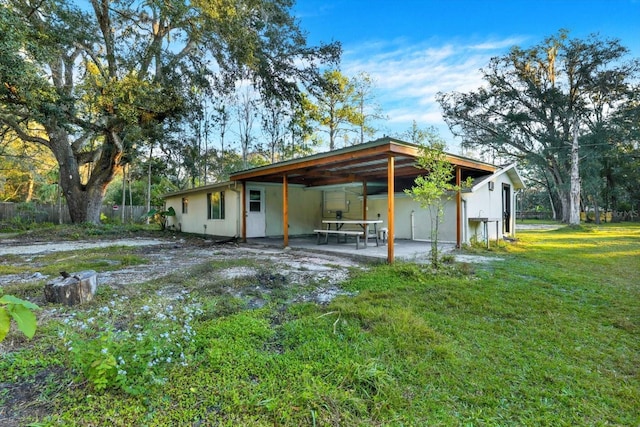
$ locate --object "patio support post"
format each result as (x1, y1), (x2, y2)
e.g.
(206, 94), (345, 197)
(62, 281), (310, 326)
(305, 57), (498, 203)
(241, 181), (247, 242)
(387, 155), (395, 263)
(283, 174), (289, 247)
(362, 181), (367, 220)
(456, 166), (462, 248)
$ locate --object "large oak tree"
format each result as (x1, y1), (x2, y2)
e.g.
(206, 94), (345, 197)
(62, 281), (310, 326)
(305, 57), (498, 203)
(438, 31), (639, 224)
(0, 0), (339, 223)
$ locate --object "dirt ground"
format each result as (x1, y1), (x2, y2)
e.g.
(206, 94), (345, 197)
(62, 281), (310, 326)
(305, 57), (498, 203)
(1, 221), (561, 290)
(1, 228), (536, 425)
(0, 234), (373, 426)
(0, 234), (366, 301)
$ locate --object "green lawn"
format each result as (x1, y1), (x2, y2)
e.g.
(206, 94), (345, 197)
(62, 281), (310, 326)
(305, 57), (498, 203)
(1, 224), (639, 426)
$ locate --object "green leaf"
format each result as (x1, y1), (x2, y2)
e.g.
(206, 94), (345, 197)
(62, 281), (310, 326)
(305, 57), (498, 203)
(0, 294), (40, 310)
(0, 308), (10, 342)
(7, 304), (37, 339)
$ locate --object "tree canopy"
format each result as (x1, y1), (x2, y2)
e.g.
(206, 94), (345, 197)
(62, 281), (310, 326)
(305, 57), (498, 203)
(438, 31), (640, 223)
(0, 0), (340, 223)
(313, 69), (364, 150)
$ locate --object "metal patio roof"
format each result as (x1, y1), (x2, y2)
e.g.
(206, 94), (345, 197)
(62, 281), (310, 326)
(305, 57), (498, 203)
(229, 137), (497, 187)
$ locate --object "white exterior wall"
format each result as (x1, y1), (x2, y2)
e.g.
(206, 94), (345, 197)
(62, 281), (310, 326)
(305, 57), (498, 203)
(164, 197), (185, 231)
(362, 176), (520, 245)
(164, 185), (241, 237)
(163, 165), (522, 244)
(464, 173), (516, 243)
(367, 194), (457, 242)
(318, 188), (364, 221)
(261, 184), (323, 236)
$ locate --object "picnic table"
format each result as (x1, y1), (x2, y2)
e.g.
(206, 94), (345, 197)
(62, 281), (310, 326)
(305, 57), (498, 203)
(314, 219), (382, 249)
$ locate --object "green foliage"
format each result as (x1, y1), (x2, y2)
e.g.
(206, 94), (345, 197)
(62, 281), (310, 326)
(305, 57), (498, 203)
(0, 203), (50, 231)
(396, 120), (437, 144)
(405, 138), (470, 267)
(314, 69), (365, 150)
(0, 0), (340, 224)
(146, 206), (176, 230)
(0, 292), (39, 342)
(70, 336), (119, 392)
(2, 224), (639, 425)
(61, 293), (202, 394)
(438, 31), (640, 223)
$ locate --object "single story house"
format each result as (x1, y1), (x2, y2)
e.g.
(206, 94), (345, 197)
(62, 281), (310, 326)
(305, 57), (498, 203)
(163, 137), (525, 262)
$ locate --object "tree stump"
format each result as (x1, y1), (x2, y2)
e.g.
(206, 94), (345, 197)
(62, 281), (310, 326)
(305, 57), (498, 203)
(44, 270), (98, 306)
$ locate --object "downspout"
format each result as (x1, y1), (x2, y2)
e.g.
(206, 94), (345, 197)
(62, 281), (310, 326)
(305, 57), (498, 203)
(241, 181), (247, 242)
(228, 183), (242, 238)
(410, 210), (415, 240)
(513, 190), (521, 238)
(456, 166), (462, 248)
(283, 175), (289, 247)
(462, 198), (467, 245)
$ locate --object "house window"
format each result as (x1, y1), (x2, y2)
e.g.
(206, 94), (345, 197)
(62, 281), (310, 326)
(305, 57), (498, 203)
(207, 191), (225, 219)
(249, 189), (262, 212)
(182, 198), (188, 214)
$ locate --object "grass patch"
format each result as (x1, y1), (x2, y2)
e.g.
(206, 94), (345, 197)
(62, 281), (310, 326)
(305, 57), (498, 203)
(0, 246), (148, 278)
(0, 223), (161, 239)
(1, 223), (638, 426)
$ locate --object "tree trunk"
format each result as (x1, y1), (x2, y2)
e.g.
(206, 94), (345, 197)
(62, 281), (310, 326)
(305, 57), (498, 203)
(146, 148), (152, 225)
(547, 191), (557, 220)
(569, 125), (581, 225)
(121, 163), (126, 223)
(47, 125), (122, 224)
(45, 270), (97, 306)
(561, 194), (571, 223)
(593, 196), (601, 224)
(128, 170), (133, 223)
(552, 184), (571, 223)
(545, 163), (572, 223)
(57, 175), (63, 225)
(26, 175), (34, 202)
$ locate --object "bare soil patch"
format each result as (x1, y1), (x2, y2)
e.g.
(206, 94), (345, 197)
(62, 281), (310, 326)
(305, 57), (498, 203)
(0, 235), (365, 298)
(0, 234), (368, 426)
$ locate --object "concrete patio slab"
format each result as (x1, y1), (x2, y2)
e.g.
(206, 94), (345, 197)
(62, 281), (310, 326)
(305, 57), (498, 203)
(245, 235), (457, 264)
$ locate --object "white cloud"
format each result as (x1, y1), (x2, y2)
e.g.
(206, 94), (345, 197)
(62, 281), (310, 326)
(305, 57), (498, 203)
(340, 36), (523, 143)
(469, 37), (526, 51)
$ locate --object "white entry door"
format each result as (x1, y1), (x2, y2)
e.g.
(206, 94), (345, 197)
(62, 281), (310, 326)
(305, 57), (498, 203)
(246, 187), (266, 237)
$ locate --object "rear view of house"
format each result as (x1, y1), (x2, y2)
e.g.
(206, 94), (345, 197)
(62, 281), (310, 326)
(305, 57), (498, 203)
(163, 137), (525, 262)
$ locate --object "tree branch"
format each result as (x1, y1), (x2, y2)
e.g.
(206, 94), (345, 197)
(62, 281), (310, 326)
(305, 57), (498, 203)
(0, 116), (50, 147)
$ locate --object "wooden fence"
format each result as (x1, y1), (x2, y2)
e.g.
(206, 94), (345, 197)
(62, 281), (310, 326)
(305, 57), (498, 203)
(517, 211), (554, 220)
(0, 202), (150, 226)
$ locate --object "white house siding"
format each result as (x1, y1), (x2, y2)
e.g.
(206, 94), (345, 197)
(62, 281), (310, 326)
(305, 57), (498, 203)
(465, 186), (497, 243)
(261, 184), (323, 236)
(163, 197), (183, 231)
(364, 174), (521, 245)
(318, 188), (365, 221)
(163, 165), (523, 245)
(367, 194), (458, 242)
(464, 173), (517, 243)
(164, 184), (241, 237)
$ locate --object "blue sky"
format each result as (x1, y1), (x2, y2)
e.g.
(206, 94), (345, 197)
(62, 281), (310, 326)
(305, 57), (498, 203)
(293, 0), (640, 151)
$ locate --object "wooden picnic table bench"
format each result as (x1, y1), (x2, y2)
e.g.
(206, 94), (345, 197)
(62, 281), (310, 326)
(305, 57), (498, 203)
(313, 228), (365, 249)
(314, 219), (382, 249)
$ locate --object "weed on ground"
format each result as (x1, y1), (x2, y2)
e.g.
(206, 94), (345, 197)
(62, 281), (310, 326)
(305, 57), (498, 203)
(0, 223), (638, 426)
